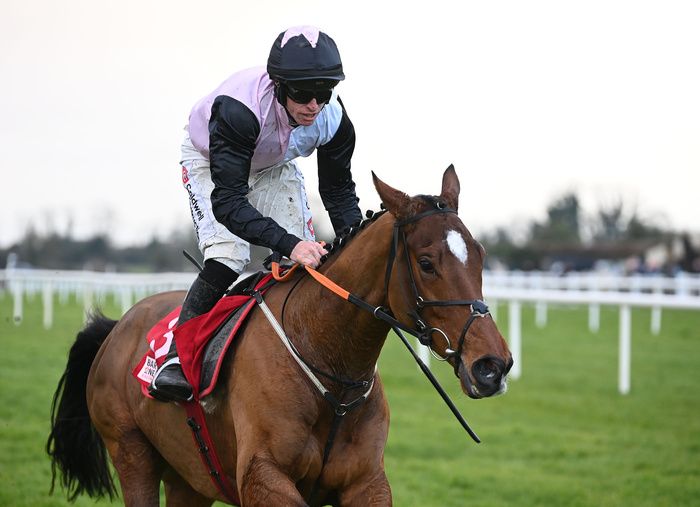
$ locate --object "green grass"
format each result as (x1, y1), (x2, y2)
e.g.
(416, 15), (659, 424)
(1, 294), (699, 506)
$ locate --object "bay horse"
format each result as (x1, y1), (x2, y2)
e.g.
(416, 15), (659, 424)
(48, 166), (512, 506)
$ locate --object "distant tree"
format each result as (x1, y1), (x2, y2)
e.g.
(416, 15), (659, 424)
(589, 198), (665, 242)
(481, 227), (540, 270)
(530, 192), (581, 244)
(0, 190), (678, 273)
(591, 199), (624, 242)
(2, 226), (200, 272)
(624, 214), (665, 241)
(480, 227), (514, 268)
(481, 190), (672, 271)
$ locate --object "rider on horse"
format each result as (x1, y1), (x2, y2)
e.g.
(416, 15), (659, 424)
(149, 26), (363, 402)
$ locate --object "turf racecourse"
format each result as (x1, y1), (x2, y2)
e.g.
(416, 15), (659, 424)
(1, 293), (699, 506)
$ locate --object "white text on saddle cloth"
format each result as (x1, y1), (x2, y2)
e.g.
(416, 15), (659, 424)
(136, 315), (179, 383)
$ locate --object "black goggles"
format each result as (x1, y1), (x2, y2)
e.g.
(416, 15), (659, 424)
(285, 84), (334, 105)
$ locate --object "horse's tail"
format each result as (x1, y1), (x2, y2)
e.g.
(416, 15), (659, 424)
(46, 311), (119, 501)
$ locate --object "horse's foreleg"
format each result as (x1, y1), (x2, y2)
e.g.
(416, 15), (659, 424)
(239, 453), (307, 506)
(338, 470), (392, 507)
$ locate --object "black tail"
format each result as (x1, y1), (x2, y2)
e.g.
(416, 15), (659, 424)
(46, 311), (119, 502)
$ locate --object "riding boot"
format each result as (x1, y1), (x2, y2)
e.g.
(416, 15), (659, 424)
(149, 260), (238, 402)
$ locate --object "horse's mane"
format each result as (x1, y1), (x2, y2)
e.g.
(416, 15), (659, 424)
(319, 209), (388, 266)
(319, 195), (448, 266)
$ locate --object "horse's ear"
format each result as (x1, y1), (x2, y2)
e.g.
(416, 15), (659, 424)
(372, 171), (412, 220)
(440, 164), (460, 211)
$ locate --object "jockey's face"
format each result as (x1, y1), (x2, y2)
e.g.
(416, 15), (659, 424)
(285, 97), (323, 126)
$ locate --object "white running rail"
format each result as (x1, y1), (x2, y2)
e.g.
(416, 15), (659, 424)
(3, 268), (700, 395)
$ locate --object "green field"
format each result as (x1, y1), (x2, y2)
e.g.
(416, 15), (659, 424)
(1, 292), (699, 506)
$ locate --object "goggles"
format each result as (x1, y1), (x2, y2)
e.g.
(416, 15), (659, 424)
(285, 84), (334, 105)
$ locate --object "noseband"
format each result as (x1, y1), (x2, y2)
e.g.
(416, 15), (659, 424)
(384, 197), (490, 376)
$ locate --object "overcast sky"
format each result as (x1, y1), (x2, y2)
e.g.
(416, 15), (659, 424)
(2, 0), (699, 248)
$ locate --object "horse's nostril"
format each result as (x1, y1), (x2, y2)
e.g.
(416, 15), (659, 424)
(472, 357), (504, 385)
(477, 361), (497, 378)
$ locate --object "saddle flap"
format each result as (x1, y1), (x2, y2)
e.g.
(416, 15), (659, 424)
(197, 299), (256, 397)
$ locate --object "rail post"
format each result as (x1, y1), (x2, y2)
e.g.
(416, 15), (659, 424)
(588, 303), (600, 333)
(12, 282), (23, 325)
(42, 281), (53, 329)
(619, 305), (631, 394)
(508, 301), (522, 380)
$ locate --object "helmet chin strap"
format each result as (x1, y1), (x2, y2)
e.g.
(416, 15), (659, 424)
(273, 80), (287, 106)
(272, 82), (299, 126)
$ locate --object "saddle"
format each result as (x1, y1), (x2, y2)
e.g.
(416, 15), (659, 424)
(133, 272), (274, 399)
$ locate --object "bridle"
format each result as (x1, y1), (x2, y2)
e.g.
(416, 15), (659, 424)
(384, 196), (491, 377)
(266, 199), (492, 444)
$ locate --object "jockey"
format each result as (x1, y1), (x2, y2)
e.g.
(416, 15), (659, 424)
(149, 26), (362, 402)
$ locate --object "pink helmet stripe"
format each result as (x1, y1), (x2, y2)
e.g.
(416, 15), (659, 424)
(281, 26), (320, 48)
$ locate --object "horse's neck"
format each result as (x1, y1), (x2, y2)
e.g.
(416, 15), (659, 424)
(286, 216), (394, 381)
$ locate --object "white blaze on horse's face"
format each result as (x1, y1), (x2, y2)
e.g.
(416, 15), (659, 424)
(446, 230), (468, 265)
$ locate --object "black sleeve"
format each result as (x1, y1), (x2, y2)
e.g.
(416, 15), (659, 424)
(209, 95), (301, 257)
(316, 98), (363, 235)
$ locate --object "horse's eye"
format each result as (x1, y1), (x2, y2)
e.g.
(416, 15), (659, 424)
(418, 259), (435, 273)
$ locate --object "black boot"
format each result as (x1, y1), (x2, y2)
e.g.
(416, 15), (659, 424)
(149, 260), (237, 402)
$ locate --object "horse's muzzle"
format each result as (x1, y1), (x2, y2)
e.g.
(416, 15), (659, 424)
(459, 355), (513, 399)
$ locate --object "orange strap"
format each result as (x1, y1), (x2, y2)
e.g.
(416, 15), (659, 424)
(271, 241), (329, 284)
(270, 261), (350, 301)
(305, 266), (350, 301)
(269, 242), (351, 299)
(272, 262), (300, 282)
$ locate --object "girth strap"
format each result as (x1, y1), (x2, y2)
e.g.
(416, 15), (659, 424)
(183, 400), (240, 505)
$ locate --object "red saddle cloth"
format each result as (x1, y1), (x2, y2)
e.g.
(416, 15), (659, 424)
(132, 273), (273, 399)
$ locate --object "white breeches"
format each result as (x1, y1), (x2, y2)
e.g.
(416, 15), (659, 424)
(180, 128), (315, 274)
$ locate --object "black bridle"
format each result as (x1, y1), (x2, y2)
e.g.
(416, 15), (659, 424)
(384, 197), (491, 377)
(266, 200), (490, 444)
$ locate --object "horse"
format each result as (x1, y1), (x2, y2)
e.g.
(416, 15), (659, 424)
(47, 166), (512, 506)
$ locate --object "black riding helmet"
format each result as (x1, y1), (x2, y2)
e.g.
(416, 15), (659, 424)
(267, 26), (344, 106)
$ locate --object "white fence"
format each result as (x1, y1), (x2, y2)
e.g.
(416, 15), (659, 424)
(3, 268), (700, 395)
(0, 268), (196, 328)
(484, 270), (700, 295)
(482, 288), (700, 395)
(479, 270), (700, 393)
